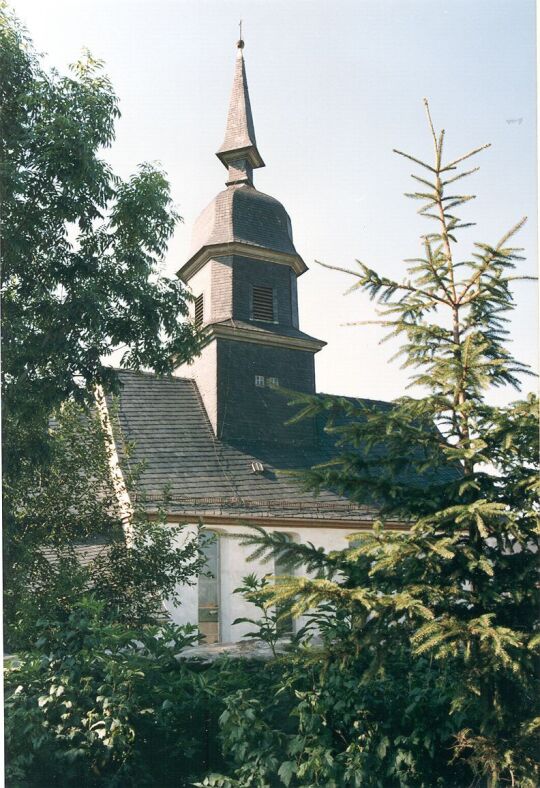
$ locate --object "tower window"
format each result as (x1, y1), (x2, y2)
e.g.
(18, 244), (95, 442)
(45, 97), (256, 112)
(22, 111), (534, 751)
(194, 293), (204, 327)
(255, 375), (265, 387)
(251, 285), (275, 322)
(267, 377), (279, 388)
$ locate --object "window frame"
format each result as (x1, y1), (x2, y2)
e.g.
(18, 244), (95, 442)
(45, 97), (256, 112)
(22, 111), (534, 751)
(198, 530), (220, 644)
(273, 532), (298, 637)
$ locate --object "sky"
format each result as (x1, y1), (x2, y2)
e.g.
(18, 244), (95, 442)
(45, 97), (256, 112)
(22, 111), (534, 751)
(11, 0), (538, 404)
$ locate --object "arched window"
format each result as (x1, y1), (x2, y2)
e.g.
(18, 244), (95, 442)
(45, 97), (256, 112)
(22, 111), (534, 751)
(198, 532), (220, 644)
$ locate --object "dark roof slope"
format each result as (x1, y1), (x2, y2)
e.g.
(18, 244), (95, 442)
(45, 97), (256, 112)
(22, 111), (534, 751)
(112, 370), (377, 522)
(214, 318), (324, 346)
(112, 370), (458, 523)
(189, 185), (298, 259)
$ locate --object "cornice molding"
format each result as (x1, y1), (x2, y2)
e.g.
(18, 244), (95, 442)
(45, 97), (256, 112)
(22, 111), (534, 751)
(208, 322), (327, 353)
(216, 145), (264, 170)
(177, 241), (308, 282)
(149, 511), (410, 532)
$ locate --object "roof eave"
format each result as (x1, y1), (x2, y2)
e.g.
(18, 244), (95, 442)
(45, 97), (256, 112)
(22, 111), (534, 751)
(206, 322), (326, 353)
(177, 241), (308, 282)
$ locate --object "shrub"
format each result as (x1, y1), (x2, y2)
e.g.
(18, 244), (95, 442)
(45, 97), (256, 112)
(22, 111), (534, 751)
(5, 597), (211, 787)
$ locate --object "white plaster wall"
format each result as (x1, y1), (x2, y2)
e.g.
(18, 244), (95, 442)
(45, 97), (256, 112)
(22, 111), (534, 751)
(184, 265), (212, 323)
(174, 340), (218, 432)
(210, 257), (233, 322)
(165, 522), (359, 645)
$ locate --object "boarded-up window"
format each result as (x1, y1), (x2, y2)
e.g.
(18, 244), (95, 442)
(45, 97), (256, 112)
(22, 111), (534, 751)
(199, 533), (219, 644)
(194, 293), (204, 327)
(252, 285), (274, 322)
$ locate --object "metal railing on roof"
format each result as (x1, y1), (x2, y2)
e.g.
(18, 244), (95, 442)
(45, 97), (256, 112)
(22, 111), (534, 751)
(133, 491), (376, 516)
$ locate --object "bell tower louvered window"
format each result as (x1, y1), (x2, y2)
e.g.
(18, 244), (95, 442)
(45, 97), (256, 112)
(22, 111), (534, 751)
(194, 293), (204, 327)
(251, 285), (275, 322)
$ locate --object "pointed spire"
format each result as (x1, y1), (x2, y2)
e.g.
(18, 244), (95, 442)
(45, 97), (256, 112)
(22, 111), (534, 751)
(216, 36), (265, 185)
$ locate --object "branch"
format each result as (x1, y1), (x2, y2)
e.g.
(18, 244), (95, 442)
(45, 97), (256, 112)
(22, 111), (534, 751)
(393, 148), (436, 173)
(458, 217), (528, 304)
(441, 143), (491, 172)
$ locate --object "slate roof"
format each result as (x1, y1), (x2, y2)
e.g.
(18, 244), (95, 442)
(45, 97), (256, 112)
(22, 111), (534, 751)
(112, 370), (459, 524)
(42, 539), (109, 567)
(216, 46), (264, 169)
(112, 370), (380, 522)
(188, 184), (299, 261)
(213, 318), (325, 347)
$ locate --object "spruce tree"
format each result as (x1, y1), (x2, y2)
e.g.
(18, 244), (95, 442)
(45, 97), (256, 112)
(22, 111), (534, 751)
(238, 102), (539, 786)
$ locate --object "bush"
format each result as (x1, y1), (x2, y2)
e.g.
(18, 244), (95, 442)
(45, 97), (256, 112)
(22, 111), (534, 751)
(4, 596), (289, 787)
(5, 597), (212, 787)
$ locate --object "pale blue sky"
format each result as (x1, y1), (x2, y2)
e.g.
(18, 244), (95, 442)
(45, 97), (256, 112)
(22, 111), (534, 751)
(12, 0), (537, 403)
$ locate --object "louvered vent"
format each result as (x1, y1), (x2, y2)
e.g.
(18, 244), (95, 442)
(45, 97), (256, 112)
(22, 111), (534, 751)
(194, 293), (204, 327)
(252, 285), (274, 322)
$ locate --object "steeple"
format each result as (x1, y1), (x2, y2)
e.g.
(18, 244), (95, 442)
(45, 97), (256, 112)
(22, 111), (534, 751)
(175, 35), (326, 445)
(216, 37), (265, 185)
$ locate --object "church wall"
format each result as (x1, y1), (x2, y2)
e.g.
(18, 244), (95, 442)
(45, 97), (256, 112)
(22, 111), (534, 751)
(210, 256), (233, 322)
(185, 264), (212, 323)
(162, 523), (200, 629)
(164, 522), (357, 646)
(216, 338), (317, 443)
(174, 340), (218, 433)
(290, 270), (299, 329)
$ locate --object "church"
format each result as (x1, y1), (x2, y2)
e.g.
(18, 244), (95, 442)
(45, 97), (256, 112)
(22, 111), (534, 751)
(108, 39), (404, 645)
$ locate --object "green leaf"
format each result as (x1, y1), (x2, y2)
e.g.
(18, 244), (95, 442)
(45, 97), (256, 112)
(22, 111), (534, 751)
(278, 760), (296, 786)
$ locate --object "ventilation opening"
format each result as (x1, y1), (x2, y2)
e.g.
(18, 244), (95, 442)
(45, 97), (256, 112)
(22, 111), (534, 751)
(252, 285), (274, 322)
(194, 293), (204, 327)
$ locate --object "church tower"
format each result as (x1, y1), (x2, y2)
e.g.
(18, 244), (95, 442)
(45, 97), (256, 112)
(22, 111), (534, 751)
(175, 38), (325, 446)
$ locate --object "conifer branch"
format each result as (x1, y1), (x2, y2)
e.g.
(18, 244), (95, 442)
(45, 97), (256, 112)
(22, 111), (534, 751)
(441, 143), (491, 172)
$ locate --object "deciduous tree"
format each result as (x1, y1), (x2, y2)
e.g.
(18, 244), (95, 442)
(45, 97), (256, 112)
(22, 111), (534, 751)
(1, 3), (202, 475)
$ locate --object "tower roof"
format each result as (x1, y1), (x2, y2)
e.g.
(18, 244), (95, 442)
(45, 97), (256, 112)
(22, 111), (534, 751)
(178, 183), (307, 280)
(216, 40), (264, 171)
(189, 184), (298, 259)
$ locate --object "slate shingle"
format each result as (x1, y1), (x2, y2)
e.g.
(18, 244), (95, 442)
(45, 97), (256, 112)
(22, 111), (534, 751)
(112, 370), (377, 522)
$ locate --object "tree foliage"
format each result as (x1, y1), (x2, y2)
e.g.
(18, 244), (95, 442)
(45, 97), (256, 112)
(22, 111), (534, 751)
(0, 2), (203, 474)
(226, 103), (539, 786)
(0, 3), (206, 647)
(4, 399), (206, 651)
(5, 598), (206, 786)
